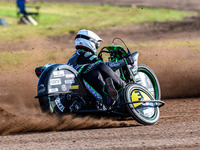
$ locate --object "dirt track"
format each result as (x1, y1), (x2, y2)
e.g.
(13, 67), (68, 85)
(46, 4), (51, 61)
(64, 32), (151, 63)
(0, 98), (199, 149)
(0, 0), (200, 149)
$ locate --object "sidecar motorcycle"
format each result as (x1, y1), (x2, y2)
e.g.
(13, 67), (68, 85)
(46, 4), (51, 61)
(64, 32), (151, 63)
(35, 38), (165, 125)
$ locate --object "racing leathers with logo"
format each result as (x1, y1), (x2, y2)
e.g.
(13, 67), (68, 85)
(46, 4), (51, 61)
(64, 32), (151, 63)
(67, 49), (133, 106)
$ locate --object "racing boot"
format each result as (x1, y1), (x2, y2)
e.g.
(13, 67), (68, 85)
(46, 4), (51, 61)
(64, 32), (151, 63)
(105, 77), (118, 105)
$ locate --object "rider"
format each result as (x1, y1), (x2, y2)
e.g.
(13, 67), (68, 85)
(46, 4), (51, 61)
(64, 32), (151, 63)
(35, 29), (134, 107)
(67, 29), (134, 107)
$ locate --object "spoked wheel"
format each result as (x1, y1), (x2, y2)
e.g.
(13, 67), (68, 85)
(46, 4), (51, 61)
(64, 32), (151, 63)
(134, 64), (161, 100)
(124, 84), (162, 125)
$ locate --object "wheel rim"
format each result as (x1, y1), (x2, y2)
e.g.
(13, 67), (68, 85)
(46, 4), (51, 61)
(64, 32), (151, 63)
(130, 88), (157, 119)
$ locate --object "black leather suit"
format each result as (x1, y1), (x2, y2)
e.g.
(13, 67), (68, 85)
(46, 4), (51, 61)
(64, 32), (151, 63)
(67, 49), (126, 105)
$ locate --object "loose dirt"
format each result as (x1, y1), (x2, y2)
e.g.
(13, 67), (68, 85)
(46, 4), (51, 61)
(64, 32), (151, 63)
(0, 0), (199, 149)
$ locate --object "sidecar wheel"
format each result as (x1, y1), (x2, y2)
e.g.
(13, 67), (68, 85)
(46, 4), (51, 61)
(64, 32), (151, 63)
(124, 84), (160, 125)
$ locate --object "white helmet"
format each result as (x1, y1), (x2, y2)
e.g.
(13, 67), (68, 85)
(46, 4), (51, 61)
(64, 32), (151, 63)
(74, 29), (103, 55)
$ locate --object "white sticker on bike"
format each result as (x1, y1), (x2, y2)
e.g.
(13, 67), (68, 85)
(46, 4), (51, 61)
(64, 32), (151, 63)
(49, 88), (58, 93)
(65, 79), (75, 84)
(50, 78), (61, 85)
(61, 84), (68, 91)
(66, 74), (75, 78)
(53, 70), (65, 78)
(55, 97), (65, 112)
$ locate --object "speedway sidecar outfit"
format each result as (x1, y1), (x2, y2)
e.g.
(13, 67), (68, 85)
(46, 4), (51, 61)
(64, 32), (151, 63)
(35, 29), (134, 107)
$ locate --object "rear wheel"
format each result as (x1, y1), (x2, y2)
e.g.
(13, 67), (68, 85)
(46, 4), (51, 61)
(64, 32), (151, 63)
(38, 96), (50, 113)
(124, 84), (160, 125)
(38, 95), (69, 115)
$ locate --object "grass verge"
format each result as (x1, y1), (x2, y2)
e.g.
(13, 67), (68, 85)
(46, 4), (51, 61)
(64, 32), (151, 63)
(0, 1), (196, 41)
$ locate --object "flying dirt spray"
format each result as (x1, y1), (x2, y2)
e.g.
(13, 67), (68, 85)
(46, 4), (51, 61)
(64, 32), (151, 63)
(0, 105), (138, 135)
(0, 71), (139, 135)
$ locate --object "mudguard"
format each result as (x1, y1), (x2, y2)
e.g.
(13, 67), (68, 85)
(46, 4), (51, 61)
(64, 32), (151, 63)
(36, 63), (87, 112)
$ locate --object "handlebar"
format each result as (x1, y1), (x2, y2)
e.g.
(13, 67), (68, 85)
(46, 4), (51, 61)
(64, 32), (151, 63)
(112, 37), (131, 54)
(98, 45), (129, 61)
(98, 38), (131, 61)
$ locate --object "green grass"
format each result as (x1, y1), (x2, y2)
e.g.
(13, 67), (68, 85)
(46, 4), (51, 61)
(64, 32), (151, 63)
(0, 1), (196, 41)
(0, 51), (24, 71)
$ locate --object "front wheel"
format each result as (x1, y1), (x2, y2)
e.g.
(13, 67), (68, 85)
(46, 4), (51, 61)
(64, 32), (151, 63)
(124, 84), (160, 125)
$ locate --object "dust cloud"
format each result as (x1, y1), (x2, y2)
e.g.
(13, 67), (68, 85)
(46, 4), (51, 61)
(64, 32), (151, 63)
(0, 72), (139, 135)
(0, 44), (200, 135)
(0, 105), (138, 135)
